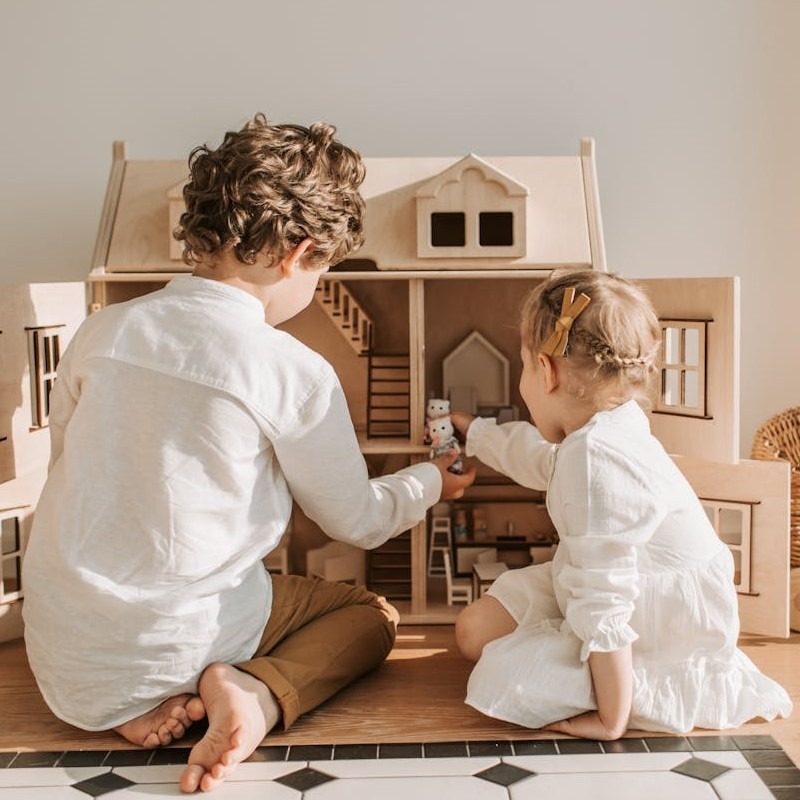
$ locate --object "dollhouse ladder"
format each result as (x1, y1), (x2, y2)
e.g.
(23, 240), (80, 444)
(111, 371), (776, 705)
(314, 280), (372, 356)
(427, 516), (453, 577)
(367, 354), (411, 438)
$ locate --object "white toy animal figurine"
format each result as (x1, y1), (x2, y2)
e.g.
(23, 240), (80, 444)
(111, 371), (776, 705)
(424, 397), (451, 445)
(428, 415), (464, 474)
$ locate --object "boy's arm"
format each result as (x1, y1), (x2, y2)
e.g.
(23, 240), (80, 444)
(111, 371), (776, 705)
(46, 345), (80, 471)
(544, 647), (632, 740)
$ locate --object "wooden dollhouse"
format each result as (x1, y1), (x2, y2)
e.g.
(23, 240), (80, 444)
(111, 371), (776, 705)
(0, 136), (792, 641)
(0, 283), (85, 642)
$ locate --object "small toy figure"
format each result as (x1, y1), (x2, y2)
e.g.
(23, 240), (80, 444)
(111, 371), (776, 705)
(424, 397), (451, 445)
(428, 415), (464, 474)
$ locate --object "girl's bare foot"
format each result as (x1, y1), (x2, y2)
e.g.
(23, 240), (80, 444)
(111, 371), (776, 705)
(114, 694), (206, 748)
(180, 662), (280, 793)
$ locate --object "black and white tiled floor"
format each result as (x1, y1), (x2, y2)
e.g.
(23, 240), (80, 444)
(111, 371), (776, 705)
(1, 736), (799, 799)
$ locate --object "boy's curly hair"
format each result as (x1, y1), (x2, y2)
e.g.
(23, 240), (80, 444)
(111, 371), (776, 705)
(174, 113), (366, 270)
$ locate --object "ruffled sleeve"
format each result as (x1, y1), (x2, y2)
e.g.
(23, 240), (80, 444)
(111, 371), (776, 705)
(556, 442), (665, 662)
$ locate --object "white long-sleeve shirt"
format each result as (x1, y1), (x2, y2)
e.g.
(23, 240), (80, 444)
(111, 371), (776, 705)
(22, 275), (441, 730)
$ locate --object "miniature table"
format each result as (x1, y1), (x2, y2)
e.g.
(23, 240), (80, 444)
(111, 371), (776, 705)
(472, 561), (509, 598)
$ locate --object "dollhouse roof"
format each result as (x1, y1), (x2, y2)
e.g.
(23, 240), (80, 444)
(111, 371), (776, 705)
(414, 153), (529, 200)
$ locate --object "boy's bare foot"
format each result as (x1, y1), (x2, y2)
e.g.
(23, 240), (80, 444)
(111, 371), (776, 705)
(180, 662), (280, 793)
(114, 694), (206, 748)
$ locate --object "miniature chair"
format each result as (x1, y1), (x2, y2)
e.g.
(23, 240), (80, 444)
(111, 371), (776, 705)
(427, 515), (453, 577)
(751, 406), (800, 569)
(443, 549), (473, 605)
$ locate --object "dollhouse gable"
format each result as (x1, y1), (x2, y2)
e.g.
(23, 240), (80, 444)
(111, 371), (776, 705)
(415, 154), (528, 260)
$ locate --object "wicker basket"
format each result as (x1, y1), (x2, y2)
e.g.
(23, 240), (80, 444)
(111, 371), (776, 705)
(751, 406), (800, 568)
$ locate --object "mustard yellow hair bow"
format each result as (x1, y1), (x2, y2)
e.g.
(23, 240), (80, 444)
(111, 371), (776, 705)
(540, 287), (592, 357)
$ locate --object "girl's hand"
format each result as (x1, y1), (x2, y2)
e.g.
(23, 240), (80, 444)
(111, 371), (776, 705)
(431, 450), (476, 500)
(449, 411), (476, 442)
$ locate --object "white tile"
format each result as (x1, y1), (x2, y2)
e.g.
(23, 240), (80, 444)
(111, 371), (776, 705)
(0, 766), (107, 788)
(225, 760), (307, 781)
(712, 769), (774, 800)
(505, 752), (688, 773)
(114, 764), (184, 784)
(510, 771), (719, 800)
(311, 775), (509, 800)
(311, 756), (499, 778)
(0, 788), (85, 799)
(113, 780), (298, 799)
(690, 751), (750, 769)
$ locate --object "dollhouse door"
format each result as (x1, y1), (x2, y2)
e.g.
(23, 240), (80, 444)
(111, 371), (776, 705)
(640, 276), (790, 637)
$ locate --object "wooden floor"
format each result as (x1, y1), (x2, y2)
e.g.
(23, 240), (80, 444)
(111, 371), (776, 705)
(1, 626), (798, 767)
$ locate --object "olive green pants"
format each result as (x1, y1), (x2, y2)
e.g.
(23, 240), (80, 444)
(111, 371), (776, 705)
(235, 573), (399, 729)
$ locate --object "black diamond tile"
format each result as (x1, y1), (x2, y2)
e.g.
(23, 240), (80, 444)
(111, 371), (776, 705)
(334, 743), (379, 760)
(9, 751), (63, 768)
(287, 744), (333, 761)
(148, 747), (191, 765)
(512, 740), (558, 756)
(275, 766), (335, 791)
(733, 735), (781, 750)
(59, 751), (109, 767)
(245, 745), (288, 762)
(644, 736), (692, 752)
(0, 752), (16, 768)
(468, 740), (513, 757)
(71, 771), (135, 798)
(379, 743), (423, 758)
(555, 739), (603, 754)
(672, 756), (731, 782)
(688, 735), (738, 751)
(425, 741), (469, 758)
(475, 762), (536, 787)
(756, 767), (800, 787)
(102, 749), (154, 767)
(742, 749), (796, 769)
(602, 738), (648, 753)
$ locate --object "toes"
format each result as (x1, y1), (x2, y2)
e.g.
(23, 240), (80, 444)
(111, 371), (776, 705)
(142, 731), (161, 749)
(180, 764), (206, 794)
(186, 697), (206, 723)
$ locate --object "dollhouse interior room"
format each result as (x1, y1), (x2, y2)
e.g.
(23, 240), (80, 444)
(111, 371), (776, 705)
(1, 135), (799, 798)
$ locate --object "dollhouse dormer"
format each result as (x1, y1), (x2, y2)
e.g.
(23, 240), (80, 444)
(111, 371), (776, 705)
(415, 154), (528, 260)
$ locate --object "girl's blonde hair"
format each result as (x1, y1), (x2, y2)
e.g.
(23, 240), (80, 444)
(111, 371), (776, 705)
(521, 269), (661, 401)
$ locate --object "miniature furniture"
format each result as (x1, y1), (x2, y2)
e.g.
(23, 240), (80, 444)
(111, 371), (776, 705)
(306, 541), (366, 586)
(472, 559), (508, 598)
(427, 515), (452, 577)
(443, 550), (472, 605)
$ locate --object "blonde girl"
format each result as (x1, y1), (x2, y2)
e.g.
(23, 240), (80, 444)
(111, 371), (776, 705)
(450, 269), (791, 739)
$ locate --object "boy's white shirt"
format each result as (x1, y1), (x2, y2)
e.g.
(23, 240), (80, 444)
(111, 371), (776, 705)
(22, 275), (441, 730)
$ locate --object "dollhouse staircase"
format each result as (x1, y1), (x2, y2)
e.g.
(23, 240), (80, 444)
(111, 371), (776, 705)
(367, 354), (411, 438)
(315, 280), (411, 439)
(367, 530), (412, 600)
(315, 280), (372, 356)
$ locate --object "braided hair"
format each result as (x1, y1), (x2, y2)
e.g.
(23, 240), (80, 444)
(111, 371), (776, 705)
(521, 269), (661, 400)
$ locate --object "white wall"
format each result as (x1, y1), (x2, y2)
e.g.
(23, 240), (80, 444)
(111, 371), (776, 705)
(1, 0), (798, 455)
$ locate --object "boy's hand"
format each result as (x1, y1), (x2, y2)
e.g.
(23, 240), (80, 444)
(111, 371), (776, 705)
(432, 450), (476, 500)
(449, 411), (476, 443)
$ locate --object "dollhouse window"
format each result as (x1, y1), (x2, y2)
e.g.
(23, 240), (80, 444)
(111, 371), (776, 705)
(654, 320), (709, 418)
(431, 213), (466, 247)
(479, 212), (514, 246)
(27, 325), (63, 429)
(700, 498), (754, 594)
(0, 514), (23, 604)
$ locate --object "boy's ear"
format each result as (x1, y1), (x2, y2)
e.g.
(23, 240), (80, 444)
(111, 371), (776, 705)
(279, 238), (315, 277)
(538, 352), (559, 393)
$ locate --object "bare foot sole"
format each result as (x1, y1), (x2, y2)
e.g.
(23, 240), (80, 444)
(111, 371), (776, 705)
(114, 693), (207, 749)
(180, 663), (280, 793)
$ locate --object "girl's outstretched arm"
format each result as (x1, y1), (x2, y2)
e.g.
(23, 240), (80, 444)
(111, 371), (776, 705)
(544, 646), (632, 740)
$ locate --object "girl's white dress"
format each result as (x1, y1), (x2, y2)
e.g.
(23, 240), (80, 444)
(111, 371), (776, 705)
(464, 401), (792, 733)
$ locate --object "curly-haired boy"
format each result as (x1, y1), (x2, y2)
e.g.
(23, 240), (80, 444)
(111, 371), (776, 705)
(23, 115), (474, 793)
